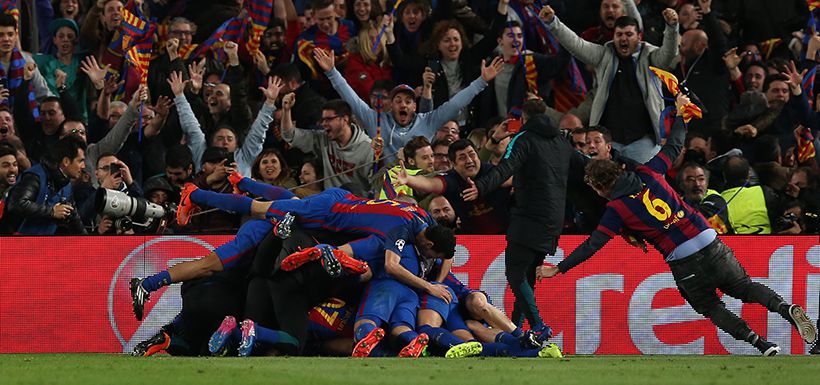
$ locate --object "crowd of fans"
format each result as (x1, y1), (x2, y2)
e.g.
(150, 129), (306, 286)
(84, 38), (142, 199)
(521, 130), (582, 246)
(0, 0), (818, 236)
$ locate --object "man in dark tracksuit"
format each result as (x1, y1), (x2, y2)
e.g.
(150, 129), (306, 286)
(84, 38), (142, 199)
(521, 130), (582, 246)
(463, 100), (571, 333)
(539, 94), (817, 356)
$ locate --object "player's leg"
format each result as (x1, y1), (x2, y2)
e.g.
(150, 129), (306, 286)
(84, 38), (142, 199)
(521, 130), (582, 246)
(229, 171), (296, 200)
(130, 220), (272, 321)
(670, 254), (780, 356)
(390, 285), (428, 358)
(505, 241), (545, 328)
(712, 241), (817, 344)
(352, 281), (391, 357)
(417, 287), (465, 353)
(177, 183), (261, 225)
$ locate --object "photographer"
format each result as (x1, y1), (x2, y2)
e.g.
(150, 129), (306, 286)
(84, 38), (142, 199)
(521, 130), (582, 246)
(76, 153), (143, 231)
(185, 147), (241, 234)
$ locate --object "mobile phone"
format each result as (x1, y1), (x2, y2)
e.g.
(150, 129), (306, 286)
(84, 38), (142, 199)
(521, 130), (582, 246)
(225, 153), (235, 166)
(109, 163), (121, 176)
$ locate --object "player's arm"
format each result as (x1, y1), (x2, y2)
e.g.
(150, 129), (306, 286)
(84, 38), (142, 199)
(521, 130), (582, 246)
(435, 258), (453, 282)
(467, 134), (529, 200)
(385, 250), (453, 303)
(555, 230), (611, 273)
(646, 94), (688, 174)
(393, 160), (445, 194)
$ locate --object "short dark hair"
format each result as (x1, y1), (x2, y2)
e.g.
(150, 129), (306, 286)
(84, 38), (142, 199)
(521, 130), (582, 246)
(52, 134), (87, 163)
(0, 143), (15, 159)
(371, 80), (395, 95)
(41, 96), (62, 106)
(58, 119), (85, 136)
(614, 16), (641, 32)
(166, 144), (193, 169)
(677, 162), (709, 189)
(522, 98), (547, 120)
(753, 135), (781, 163)
(0, 14), (16, 29)
(272, 63), (302, 83)
(498, 20), (522, 38)
(584, 159), (622, 190)
(268, 17), (285, 30)
(425, 224), (456, 259)
(586, 125), (612, 143)
(684, 131), (708, 148)
(723, 155), (750, 187)
(96, 152), (118, 167)
(447, 139), (475, 162)
(310, 0), (334, 11)
(762, 74), (789, 93)
(403, 136), (431, 162)
(322, 99), (352, 119)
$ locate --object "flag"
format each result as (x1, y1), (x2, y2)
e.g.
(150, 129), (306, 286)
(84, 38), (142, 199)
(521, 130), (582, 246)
(809, 0), (820, 11)
(125, 39), (152, 86)
(0, 0), (18, 22)
(760, 38), (782, 60)
(297, 40), (320, 78)
(649, 66), (703, 123)
(245, 0), (273, 54)
(193, 16), (248, 59)
(802, 65), (817, 102)
(802, 11), (817, 61)
(796, 126), (817, 163)
(707, 214), (729, 234)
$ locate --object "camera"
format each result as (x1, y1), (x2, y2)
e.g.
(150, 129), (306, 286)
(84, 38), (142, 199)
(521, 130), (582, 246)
(95, 189), (177, 232)
(775, 212), (800, 232)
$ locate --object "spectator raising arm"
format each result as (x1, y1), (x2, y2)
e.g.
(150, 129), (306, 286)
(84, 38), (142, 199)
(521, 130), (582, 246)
(169, 71), (206, 172)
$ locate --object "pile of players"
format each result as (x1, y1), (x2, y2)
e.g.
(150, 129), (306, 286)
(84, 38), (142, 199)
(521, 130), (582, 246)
(128, 172), (562, 358)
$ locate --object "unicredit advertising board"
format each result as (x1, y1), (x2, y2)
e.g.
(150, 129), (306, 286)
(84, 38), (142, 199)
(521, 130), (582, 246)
(0, 235), (818, 355)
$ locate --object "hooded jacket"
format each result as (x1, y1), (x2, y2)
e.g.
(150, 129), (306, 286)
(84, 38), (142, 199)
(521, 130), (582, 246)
(283, 122), (373, 194)
(473, 114), (571, 254)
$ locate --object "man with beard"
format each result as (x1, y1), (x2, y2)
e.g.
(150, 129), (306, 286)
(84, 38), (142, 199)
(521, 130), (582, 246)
(314, 47), (503, 162)
(427, 195), (458, 231)
(0, 144), (18, 233)
(580, 0), (641, 45)
(147, 17), (198, 103)
(260, 18), (290, 69)
(673, 0), (730, 136)
(678, 162), (732, 234)
(541, 5), (680, 163)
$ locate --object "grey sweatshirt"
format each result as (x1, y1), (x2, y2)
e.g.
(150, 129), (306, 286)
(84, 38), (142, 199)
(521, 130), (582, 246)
(325, 67), (488, 159)
(87, 104), (139, 186)
(176, 94), (275, 176)
(283, 123), (373, 192)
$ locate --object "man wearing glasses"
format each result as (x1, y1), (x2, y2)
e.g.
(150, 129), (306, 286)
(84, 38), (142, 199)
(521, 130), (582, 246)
(281, 94), (373, 195)
(147, 17), (198, 103)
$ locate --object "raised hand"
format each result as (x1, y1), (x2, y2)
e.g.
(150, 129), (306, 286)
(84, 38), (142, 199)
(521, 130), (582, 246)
(166, 37), (180, 60)
(130, 85), (148, 108)
(253, 49), (271, 75)
(662, 8), (678, 26)
(481, 57), (505, 82)
(282, 92), (296, 110)
(422, 67), (435, 89)
(312, 47), (335, 72)
(391, 160), (410, 187)
(80, 55), (110, 90)
(167, 71), (187, 97)
(0, 87), (9, 104)
(224, 41), (239, 65)
(675, 93), (691, 115)
(722, 48), (741, 70)
(153, 95), (174, 118)
(539, 5), (555, 23)
(23, 62), (37, 81)
(261, 77), (285, 105)
(103, 75), (123, 96)
(382, 14), (395, 44)
(782, 60), (808, 95)
(187, 58), (206, 94)
(55, 69), (67, 88)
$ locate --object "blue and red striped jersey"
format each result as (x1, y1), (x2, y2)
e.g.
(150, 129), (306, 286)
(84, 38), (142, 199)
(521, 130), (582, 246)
(294, 19), (356, 57)
(597, 156), (711, 258)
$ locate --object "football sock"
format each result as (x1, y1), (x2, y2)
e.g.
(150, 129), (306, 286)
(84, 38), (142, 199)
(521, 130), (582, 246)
(190, 188), (253, 214)
(419, 325), (464, 349)
(354, 322), (378, 342)
(255, 325), (298, 348)
(397, 330), (419, 346)
(494, 331), (520, 347)
(141, 271), (171, 292)
(511, 327), (523, 337)
(239, 178), (295, 200)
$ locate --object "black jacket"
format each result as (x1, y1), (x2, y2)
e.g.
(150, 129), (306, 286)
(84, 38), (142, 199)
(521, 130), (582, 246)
(5, 159), (86, 234)
(473, 114), (571, 253)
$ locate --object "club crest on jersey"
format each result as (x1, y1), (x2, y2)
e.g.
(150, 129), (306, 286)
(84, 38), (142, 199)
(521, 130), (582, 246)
(395, 239), (406, 252)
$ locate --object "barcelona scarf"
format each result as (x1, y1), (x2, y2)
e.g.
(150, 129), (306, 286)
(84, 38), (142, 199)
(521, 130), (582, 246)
(809, 0), (820, 11)
(193, 16), (248, 60)
(0, 0), (18, 23)
(796, 126), (817, 164)
(245, 0), (273, 54)
(649, 66), (703, 123)
(1, 48), (39, 122)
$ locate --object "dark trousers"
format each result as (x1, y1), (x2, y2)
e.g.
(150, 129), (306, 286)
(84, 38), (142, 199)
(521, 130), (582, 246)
(669, 239), (787, 341)
(506, 240), (546, 328)
(180, 270), (248, 355)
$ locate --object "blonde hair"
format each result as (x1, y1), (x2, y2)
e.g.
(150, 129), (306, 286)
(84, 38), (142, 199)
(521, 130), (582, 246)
(353, 19), (388, 65)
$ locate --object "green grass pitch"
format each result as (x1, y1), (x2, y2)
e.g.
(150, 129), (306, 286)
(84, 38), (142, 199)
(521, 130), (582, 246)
(1, 354), (817, 385)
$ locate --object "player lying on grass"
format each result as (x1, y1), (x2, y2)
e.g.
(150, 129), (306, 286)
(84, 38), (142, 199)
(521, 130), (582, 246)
(129, 176), (455, 320)
(537, 94), (818, 356)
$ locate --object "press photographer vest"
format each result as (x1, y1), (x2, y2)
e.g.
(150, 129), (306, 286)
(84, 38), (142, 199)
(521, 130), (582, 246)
(720, 185), (771, 234)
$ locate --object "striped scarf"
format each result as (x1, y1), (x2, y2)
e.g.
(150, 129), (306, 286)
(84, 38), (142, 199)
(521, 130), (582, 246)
(1, 47), (39, 121)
